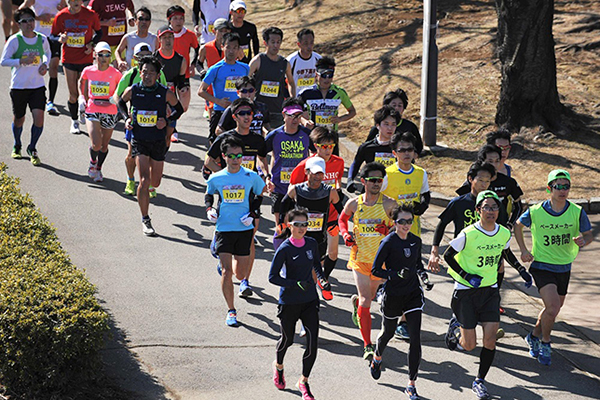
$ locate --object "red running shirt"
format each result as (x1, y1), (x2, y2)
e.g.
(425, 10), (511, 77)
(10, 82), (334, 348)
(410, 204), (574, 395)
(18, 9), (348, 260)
(52, 7), (101, 64)
(173, 27), (199, 78)
(89, 0), (134, 47)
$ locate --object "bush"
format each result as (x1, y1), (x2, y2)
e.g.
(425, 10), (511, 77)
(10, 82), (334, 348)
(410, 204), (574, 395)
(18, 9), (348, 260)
(0, 163), (109, 397)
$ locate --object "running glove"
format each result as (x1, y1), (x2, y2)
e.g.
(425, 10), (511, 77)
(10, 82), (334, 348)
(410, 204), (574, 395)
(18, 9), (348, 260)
(297, 280), (313, 291)
(207, 207), (218, 223)
(517, 266), (533, 288)
(374, 223), (390, 236)
(347, 182), (357, 193)
(240, 212), (254, 227)
(342, 232), (355, 247)
(397, 268), (410, 279)
(464, 273), (483, 288)
(418, 270), (434, 291)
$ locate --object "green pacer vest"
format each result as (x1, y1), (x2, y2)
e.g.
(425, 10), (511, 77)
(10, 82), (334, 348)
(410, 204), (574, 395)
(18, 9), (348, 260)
(448, 224), (511, 288)
(530, 201), (581, 265)
(12, 33), (45, 68)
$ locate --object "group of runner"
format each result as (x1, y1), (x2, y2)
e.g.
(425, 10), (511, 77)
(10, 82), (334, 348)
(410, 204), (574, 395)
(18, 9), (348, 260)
(1, 1), (594, 400)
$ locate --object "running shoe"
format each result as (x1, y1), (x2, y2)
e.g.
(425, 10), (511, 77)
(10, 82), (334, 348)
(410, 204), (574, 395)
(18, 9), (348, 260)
(395, 321), (410, 340)
(94, 169), (103, 182)
(296, 381), (315, 400)
(239, 279), (253, 298)
(70, 120), (80, 135)
(538, 341), (552, 366)
(216, 261), (222, 276)
(226, 309), (238, 327)
(46, 101), (59, 116)
(524, 332), (541, 358)
(88, 162), (98, 179)
(142, 218), (156, 237)
(363, 344), (375, 360)
(496, 327), (505, 340)
(375, 284), (384, 304)
(370, 358), (382, 380)
(272, 362), (285, 390)
(11, 146), (21, 159)
(351, 294), (359, 327)
(78, 100), (86, 123)
(445, 315), (461, 351)
(499, 306), (506, 315)
(26, 148), (41, 166)
(472, 378), (490, 399)
(124, 179), (136, 195)
(405, 384), (420, 400)
(171, 131), (179, 143)
(299, 324), (306, 337)
(149, 186), (157, 198)
(317, 279), (333, 301)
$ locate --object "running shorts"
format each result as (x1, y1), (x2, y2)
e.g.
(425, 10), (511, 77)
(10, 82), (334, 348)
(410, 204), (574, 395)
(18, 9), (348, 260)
(348, 259), (380, 280)
(85, 112), (119, 129)
(214, 229), (254, 256)
(10, 87), (46, 119)
(63, 63), (92, 73)
(530, 268), (570, 296)
(381, 287), (424, 319)
(451, 286), (500, 329)
(131, 138), (167, 162)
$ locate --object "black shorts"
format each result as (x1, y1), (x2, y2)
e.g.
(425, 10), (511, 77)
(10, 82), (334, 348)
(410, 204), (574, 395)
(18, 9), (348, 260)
(63, 63), (91, 73)
(209, 110), (223, 142)
(10, 87), (46, 119)
(131, 138), (167, 162)
(381, 287), (424, 319)
(451, 286), (500, 330)
(11, 0), (23, 6)
(214, 229), (254, 256)
(46, 36), (61, 59)
(530, 268), (570, 296)
(271, 191), (284, 215)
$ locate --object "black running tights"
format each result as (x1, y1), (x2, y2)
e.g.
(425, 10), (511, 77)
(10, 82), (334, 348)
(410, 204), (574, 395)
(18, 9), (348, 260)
(276, 300), (319, 378)
(375, 310), (422, 381)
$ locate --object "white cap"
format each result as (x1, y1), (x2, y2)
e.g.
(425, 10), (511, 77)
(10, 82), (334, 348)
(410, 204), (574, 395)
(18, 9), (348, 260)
(305, 157), (326, 174)
(95, 41), (111, 54)
(133, 42), (153, 56)
(230, 0), (246, 11)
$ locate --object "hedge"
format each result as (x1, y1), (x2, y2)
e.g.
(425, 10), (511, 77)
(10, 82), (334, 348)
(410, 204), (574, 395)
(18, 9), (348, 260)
(0, 163), (109, 397)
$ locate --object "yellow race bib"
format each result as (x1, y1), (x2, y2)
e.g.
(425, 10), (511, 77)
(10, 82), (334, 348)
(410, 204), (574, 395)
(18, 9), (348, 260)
(280, 167), (293, 184)
(222, 185), (245, 203)
(241, 45), (249, 58)
(260, 80), (279, 97)
(21, 50), (40, 65)
(136, 110), (158, 127)
(108, 20), (125, 36)
(307, 212), (324, 232)
(297, 77), (314, 88)
(241, 156), (255, 171)
(40, 18), (54, 28)
(374, 152), (395, 167)
(66, 32), (85, 48)
(90, 81), (110, 97)
(315, 113), (333, 126)
(224, 76), (237, 92)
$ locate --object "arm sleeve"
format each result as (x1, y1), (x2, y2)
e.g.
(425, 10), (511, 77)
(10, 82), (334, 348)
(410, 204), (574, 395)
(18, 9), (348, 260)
(251, 24), (259, 58)
(508, 199), (523, 226)
(250, 195), (263, 214)
(338, 210), (351, 237)
(192, 0), (200, 27)
(366, 125), (378, 142)
(205, 193), (215, 208)
(432, 219), (449, 247)
(502, 247), (525, 271)
(91, 29), (103, 45)
(278, 193), (296, 224)
(348, 144), (366, 182)
(443, 246), (469, 279)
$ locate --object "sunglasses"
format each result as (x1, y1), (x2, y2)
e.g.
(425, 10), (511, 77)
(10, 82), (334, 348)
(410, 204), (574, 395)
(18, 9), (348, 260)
(19, 18), (35, 23)
(551, 183), (570, 191)
(290, 221), (309, 228)
(480, 206), (500, 212)
(137, 17), (151, 21)
(232, 8), (246, 14)
(235, 110), (253, 116)
(97, 53), (111, 58)
(224, 153), (243, 159)
(239, 87), (255, 94)
(285, 112), (302, 119)
(395, 218), (414, 225)
(318, 72), (334, 79)
(396, 147), (414, 153)
(364, 177), (383, 183)
(315, 143), (335, 150)
(497, 144), (511, 151)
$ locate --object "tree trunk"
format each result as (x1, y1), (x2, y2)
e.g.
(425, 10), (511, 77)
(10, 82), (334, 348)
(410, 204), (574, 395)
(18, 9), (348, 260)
(495, 0), (564, 131)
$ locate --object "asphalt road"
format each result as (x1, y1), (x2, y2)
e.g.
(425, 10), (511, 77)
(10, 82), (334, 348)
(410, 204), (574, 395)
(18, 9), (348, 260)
(1, 2), (599, 398)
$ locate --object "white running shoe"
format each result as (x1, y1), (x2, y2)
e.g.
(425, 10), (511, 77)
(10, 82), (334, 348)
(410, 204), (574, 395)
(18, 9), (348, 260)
(70, 120), (80, 134)
(88, 162), (98, 179)
(79, 101), (86, 123)
(94, 170), (103, 182)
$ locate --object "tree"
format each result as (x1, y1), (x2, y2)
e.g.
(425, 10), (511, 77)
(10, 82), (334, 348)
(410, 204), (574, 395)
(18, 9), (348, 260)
(494, 0), (565, 132)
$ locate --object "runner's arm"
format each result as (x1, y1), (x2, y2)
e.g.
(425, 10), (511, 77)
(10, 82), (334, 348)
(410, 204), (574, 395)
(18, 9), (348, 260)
(204, 193), (215, 209)
(115, 35), (128, 66)
(166, 91), (185, 121)
(507, 198), (523, 228)
(443, 246), (474, 280)
(248, 55), (260, 77)
(278, 189), (297, 224)
(285, 61), (295, 97)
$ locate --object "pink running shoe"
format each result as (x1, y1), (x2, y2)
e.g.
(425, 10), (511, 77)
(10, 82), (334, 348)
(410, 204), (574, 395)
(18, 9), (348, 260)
(272, 362), (285, 390)
(296, 380), (315, 400)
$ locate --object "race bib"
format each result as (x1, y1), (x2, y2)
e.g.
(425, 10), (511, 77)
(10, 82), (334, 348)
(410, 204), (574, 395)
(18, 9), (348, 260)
(224, 76), (237, 92)
(90, 81), (110, 97)
(136, 110), (158, 127)
(358, 218), (382, 237)
(307, 212), (324, 232)
(297, 77), (314, 88)
(40, 18), (54, 28)
(222, 185), (245, 203)
(21, 50), (40, 65)
(374, 152), (395, 167)
(241, 155), (255, 171)
(260, 80), (279, 97)
(315, 112), (333, 126)
(108, 20), (125, 36)
(280, 167), (293, 184)
(241, 45), (249, 58)
(66, 32), (85, 48)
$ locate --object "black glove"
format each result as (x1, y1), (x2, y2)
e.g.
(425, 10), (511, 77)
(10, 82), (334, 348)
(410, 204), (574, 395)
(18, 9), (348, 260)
(418, 270), (434, 291)
(347, 182), (357, 193)
(397, 268), (410, 279)
(297, 280), (313, 291)
(413, 201), (427, 216)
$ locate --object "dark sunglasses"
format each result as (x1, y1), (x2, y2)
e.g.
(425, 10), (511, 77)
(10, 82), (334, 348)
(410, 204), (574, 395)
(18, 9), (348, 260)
(319, 72), (334, 79)
(395, 218), (414, 225)
(551, 183), (570, 191)
(224, 153), (243, 159)
(235, 110), (253, 117)
(137, 17), (151, 21)
(285, 112), (302, 119)
(239, 87), (255, 94)
(396, 147), (414, 153)
(497, 144), (511, 151)
(364, 177), (383, 183)
(290, 221), (309, 228)
(97, 53), (111, 58)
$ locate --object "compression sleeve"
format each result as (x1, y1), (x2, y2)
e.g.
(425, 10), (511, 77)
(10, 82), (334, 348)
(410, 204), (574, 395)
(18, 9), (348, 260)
(117, 97), (130, 119)
(278, 194), (296, 224)
(508, 199), (523, 227)
(166, 100), (185, 122)
(443, 246), (470, 280)
(91, 29), (103, 45)
(250, 195), (263, 214)
(432, 219), (449, 247)
(502, 248), (526, 272)
(338, 211), (351, 237)
(205, 193), (215, 209)
(192, 0), (200, 26)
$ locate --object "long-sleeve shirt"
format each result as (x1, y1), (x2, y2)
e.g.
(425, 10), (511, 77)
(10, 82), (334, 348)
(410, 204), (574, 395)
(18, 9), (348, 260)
(269, 237), (325, 305)
(1, 33), (51, 89)
(372, 232), (423, 296)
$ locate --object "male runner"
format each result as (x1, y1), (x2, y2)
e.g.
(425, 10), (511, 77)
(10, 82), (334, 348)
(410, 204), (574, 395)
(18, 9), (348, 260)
(115, 6), (157, 70)
(339, 162), (395, 359)
(485, 128), (513, 177)
(228, 0), (258, 64)
(443, 191), (530, 400)
(216, 75), (270, 136)
(249, 26), (295, 128)
(515, 169), (593, 366)
(192, 0), (230, 45)
(366, 88), (422, 156)
(117, 56), (185, 236)
(347, 105), (399, 193)
(205, 135), (265, 326)
(167, 5), (198, 111)
(299, 55), (356, 145)
(19, 0), (65, 116)
(1, 0), (20, 41)
(370, 203), (426, 400)
(1, 7), (50, 165)
(290, 127), (345, 298)
(51, 0), (101, 134)
(197, 17), (229, 119)
(286, 28), (321, 95)
(88, 0), (134, 63)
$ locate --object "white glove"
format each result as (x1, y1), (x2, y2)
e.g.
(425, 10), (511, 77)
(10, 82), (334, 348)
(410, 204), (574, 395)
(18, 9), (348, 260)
(207, 207), (218, 223)
(240, 212), (254, 227)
